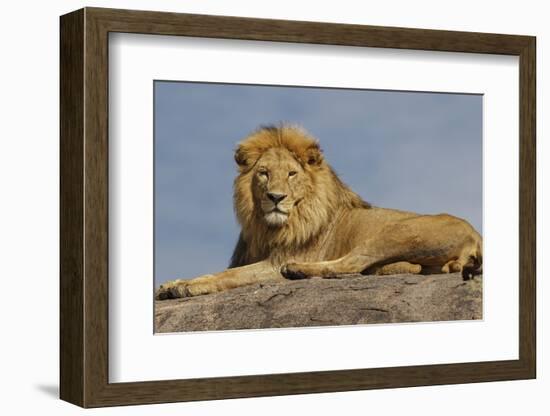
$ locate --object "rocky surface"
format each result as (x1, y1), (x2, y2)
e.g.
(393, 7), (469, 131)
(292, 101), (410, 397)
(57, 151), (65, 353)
(154, 273), (482, 333)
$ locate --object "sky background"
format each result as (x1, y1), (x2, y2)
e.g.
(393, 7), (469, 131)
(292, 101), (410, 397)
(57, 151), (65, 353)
(154, 81), (482, 287)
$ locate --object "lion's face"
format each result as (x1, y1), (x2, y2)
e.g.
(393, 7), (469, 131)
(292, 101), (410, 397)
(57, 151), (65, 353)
(252, 148), (311, 227)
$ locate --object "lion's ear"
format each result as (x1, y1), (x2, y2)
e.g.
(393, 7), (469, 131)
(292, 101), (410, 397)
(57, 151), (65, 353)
(234, 146), (251, 171)
(304, 145), (323, 166)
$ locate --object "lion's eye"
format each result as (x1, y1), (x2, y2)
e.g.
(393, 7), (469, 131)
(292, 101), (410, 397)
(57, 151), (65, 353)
(258, 170), (268, 178)
(288, 171), (297, 177)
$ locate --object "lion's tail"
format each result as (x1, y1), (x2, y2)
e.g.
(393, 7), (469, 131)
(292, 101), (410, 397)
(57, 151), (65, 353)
(463, 238), (483, 280)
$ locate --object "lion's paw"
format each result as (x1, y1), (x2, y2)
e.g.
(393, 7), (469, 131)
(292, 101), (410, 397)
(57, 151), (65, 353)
(281, 263), (310, 280)
(156, 276), (221, 300)
(155, 280), (191, 300)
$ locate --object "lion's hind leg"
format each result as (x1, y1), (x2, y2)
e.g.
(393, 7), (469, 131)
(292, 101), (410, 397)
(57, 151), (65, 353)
(441, 247), (482, 281)
(281, 214), (481, 281)
(441, 260), (463, 274)
(372, 261), (422, 276)
(441, 257), (480, 281)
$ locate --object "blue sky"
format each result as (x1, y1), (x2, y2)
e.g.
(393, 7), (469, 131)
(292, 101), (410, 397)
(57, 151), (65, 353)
(154, 81), (482, 286)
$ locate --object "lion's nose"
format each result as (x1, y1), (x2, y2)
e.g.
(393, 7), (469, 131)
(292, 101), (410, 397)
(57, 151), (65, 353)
(267, 192), (287, 204)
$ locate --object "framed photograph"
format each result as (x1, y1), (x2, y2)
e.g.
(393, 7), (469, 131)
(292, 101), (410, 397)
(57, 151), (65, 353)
(60, 7), (536, 408)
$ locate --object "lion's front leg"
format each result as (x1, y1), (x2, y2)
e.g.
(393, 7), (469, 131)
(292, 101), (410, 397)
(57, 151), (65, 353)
(155, 261), (283, 299)
(155, 274), (219, 300)
(281, 259), (423, 280)
(281, 251), (375, 280)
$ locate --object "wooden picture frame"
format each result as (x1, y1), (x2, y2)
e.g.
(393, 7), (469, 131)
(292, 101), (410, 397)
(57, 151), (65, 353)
(60, 7), (536, 408)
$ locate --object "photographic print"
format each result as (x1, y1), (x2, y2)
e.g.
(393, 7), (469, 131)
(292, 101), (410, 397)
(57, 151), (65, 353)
(153, 81), (483, 333)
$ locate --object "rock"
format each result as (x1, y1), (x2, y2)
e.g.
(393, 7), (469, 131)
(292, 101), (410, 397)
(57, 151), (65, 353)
(154, 273), (482, 333)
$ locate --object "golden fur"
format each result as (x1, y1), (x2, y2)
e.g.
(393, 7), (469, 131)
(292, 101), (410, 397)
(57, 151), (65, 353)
(156, 125), (482, 299)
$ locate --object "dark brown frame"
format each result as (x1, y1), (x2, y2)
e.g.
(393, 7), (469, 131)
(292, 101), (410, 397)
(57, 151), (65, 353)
(60, 7), (536, 408)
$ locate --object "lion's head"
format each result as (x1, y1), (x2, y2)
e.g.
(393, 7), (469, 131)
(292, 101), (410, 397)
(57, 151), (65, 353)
(235, 125), (323, 227)
(233, 125), (370, 259)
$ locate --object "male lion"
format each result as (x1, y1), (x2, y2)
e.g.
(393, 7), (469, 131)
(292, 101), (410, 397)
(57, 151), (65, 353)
(156, 125), (482, 299)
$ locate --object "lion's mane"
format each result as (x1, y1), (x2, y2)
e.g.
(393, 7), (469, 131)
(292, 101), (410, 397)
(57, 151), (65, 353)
(230, 125), (370, 267)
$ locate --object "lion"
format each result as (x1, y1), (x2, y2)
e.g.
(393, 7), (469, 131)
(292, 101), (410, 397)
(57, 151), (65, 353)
(156, 125), (482, 300)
